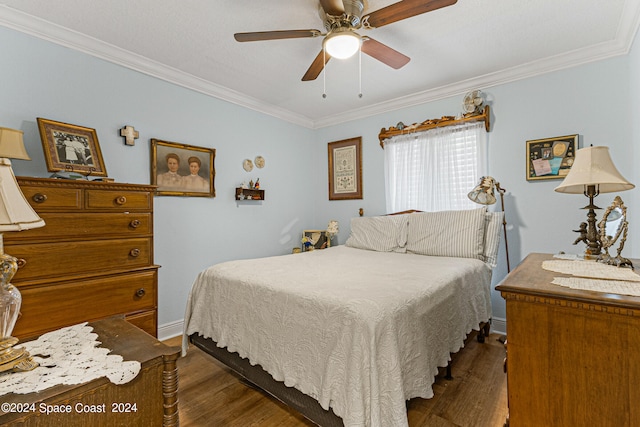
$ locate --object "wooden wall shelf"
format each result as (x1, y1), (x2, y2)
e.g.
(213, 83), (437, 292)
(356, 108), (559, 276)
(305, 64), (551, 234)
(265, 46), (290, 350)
(378, 105), (491, 147)
(236, 188), (264, 201)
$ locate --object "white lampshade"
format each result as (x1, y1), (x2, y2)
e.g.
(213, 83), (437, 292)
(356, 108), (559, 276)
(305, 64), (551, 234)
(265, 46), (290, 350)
(0, 127), (44, 231)
(0, 127), (31, 160)
(555, 146), (634, 194)
(0, 158), (45, 232)
(324, 30), (360, 59)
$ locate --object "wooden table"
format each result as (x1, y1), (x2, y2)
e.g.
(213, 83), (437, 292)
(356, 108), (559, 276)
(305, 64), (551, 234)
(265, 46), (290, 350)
(497, 253), (640, 426)
(0, 318), (179, 426)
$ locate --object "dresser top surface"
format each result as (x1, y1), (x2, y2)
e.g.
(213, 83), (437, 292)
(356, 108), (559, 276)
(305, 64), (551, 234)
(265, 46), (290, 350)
(17, 176), (156, 192)
(496, 252), (640, 308)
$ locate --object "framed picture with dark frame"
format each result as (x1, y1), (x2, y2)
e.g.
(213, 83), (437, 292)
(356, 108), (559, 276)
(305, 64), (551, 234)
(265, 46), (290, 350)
(151, 138), (216, 197)
(526, 134), (578, 181)
(36, 118), (108, 177)
(302, 230), (330, 252)
(328, 136), (362, 200)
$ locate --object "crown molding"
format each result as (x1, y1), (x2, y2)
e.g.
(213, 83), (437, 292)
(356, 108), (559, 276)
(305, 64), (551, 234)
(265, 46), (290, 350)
(0, 6), (315, 129)
(2, 4), (639, 130)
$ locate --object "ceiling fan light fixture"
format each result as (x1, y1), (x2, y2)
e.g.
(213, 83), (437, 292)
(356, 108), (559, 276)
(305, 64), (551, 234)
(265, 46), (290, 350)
(324, 30), (361, 59)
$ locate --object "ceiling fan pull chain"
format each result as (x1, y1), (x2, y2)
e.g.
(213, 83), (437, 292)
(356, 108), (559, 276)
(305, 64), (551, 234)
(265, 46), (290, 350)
(358, 46), (363, 98)
(322, 48), (327, 99)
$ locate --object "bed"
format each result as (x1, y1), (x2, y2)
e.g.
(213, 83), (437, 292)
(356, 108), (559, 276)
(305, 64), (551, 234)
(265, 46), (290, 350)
(182, 207), (503, 427)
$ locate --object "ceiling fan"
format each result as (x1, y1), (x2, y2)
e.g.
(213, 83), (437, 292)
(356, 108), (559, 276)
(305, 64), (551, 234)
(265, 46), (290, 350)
(234, 0), (458, 81)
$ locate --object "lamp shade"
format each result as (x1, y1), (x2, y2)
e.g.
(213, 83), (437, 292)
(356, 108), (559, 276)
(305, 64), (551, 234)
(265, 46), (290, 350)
(555, 146), (634, 194)
(468, 176), (497, 205)
(324, 29), (360, 59)
(0, 158), (45, 232)
(0, 127), (31, 160)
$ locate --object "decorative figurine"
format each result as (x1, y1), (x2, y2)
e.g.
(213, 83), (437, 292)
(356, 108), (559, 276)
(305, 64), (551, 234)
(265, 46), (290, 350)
(572, 222), (588, 246)
(254, 178), (260, 189)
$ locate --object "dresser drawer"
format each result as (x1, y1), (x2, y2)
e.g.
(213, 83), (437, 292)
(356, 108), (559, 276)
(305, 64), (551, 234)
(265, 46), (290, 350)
(13, 269), (158, 339)
(6, 213), (152, 241)
(86, 189), (152, 211)
(9, 238), (153, 282)
(126, 310), (158, 337)
(20, 185), (83, 211)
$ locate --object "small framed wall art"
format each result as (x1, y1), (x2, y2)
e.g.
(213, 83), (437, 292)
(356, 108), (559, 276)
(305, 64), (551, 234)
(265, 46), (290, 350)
(526, 134), (578, 181)
(36, 118), (108, 177)
(328, 136), (363, 200)
(151, 138), (216, 197)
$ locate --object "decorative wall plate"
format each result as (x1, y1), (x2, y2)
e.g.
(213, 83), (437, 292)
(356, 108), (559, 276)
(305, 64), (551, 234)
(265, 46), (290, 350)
(243, 159), (253, 172)
(255, 156), (265, 168)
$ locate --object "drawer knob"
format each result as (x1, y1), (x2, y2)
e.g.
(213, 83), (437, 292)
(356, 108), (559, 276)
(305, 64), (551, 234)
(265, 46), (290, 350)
(135, 288), (146, 298)
(17, 258), (27, 268)
(129, 219), (141, 228)
(115, 196), (127, 205)
(129, 248), (140, 257)
(32, 193), (48, 203)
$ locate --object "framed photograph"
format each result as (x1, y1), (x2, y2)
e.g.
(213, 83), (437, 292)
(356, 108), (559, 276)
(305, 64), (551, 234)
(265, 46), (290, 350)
(36, 118), (108, 177)
(151, 138), (215, 197)
(301, 230), (330, 252)
(526, 134), (578, 181)
(328, 136), (362, 200)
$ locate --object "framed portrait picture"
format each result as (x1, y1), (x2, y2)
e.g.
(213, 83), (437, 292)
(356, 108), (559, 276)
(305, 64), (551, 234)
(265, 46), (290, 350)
(526, 134), (578, 181)
(36, 118), (108, 177)
(328, 136), (362, 200)
(151, 138), (215, 197)
(301, 230), (330, 252)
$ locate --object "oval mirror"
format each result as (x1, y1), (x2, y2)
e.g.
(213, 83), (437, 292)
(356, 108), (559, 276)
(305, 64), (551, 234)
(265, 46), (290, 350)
(598, 196), (632, 268)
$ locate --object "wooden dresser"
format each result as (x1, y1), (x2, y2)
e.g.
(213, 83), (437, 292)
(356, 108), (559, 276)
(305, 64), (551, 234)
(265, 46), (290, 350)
(497, 253), (640, 426)
(0, 318), (179, 426)
(4, 177), (159, 339)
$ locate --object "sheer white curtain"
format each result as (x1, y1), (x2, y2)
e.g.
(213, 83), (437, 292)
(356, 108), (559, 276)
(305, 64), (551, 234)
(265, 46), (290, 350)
(384, 122), (487, 213)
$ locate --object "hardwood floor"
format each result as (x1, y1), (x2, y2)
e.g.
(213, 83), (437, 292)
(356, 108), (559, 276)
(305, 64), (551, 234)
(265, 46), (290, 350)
(163, 332), (509, 426)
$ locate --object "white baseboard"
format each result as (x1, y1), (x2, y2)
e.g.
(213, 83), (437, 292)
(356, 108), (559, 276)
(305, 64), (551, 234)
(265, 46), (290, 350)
(491, 317), (506, 336)
(158, 319), (184, 341)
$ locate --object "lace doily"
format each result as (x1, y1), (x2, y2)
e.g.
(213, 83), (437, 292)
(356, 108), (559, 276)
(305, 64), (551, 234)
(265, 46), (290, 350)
(0, 323), (141, 396)
(543, 259), (640, 282)
(551, 277), (640, 297)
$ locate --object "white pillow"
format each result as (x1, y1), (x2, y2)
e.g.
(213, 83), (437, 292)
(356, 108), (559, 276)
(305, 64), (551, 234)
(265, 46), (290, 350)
(483, 211), (504, 268)
(345, 215), (409, 252)
(406, 207), (487, 260)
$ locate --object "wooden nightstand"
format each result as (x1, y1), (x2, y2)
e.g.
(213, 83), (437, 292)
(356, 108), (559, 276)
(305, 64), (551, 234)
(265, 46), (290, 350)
(497, 253), (640, 426)
(0, 318), (179, 426)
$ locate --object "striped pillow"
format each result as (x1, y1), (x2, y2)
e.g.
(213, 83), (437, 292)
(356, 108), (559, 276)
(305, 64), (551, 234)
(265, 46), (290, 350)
(483, 211), (504, 268)
(406, 207), (487, 259)
(345, 215), (409, 252)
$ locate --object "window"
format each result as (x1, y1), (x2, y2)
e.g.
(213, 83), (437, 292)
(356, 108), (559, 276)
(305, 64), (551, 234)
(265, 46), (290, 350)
(383, 122), (487, 213)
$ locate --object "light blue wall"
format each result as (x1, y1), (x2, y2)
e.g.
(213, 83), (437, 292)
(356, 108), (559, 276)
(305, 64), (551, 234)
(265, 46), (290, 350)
(0, 27), (316, 328)
(314, 52), (637, 321)
(1, 25), (638, 332)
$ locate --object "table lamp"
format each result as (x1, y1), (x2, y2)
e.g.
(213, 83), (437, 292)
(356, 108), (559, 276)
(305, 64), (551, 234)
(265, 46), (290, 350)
(554, 146), (634, 257)
(0, 127), (45, 373)
(468, 176), (510, 272)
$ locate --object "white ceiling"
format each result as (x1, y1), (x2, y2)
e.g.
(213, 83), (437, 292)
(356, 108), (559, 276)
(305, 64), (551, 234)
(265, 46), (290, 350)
(1, 1), (639, 128)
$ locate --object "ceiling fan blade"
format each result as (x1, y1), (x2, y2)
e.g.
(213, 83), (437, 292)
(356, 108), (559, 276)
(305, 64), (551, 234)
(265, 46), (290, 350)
(234, 29), (321, 42)
(302, 50), (331, 81)
(319, 0), (344, 16)
(361, 38), (410, 69)
(365, 0), (457, 28)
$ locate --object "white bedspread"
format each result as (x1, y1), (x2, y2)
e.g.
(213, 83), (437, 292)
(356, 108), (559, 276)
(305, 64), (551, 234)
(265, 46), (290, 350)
(183, 246), (492, 427)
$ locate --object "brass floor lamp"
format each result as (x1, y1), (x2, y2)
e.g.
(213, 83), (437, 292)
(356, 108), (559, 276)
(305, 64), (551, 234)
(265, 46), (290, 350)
(468, 176), (511, 272)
